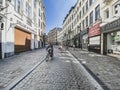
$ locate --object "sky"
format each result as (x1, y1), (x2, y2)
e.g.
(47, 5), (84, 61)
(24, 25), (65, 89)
(43, 0), (77, 34)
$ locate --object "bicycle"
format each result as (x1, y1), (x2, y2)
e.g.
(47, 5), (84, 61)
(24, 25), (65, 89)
(45, 48), (53, 62)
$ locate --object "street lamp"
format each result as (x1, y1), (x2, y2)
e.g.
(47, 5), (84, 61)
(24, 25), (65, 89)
(77, 26), (82, 48)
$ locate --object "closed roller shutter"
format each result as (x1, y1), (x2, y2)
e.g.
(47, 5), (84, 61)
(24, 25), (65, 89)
(14, 28), (31, 53)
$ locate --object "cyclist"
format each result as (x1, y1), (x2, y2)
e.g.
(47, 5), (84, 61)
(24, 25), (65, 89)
(46, 43), (53, 61)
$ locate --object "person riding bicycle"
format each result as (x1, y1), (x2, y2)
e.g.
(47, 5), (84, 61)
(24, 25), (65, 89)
(46, 43), (53, 58)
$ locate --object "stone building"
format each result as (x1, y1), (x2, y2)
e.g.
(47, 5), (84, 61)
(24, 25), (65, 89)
(48, 27), (62, 45)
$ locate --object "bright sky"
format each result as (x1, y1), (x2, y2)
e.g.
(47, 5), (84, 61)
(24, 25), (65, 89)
(43, 0), (77, 34)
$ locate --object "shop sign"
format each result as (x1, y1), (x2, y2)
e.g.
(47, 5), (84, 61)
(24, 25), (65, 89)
(88, 23), (100, 37)
(17, 20), (35, 32)
(89, 36), (100, 45)
(101, 18), (120, 33)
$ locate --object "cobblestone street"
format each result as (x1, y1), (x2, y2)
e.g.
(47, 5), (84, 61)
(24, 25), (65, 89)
(0, 49), (46, 90)
(69, 47), (120, 90)
(8, 47), (101, 90)
(1, 46), (120, 90)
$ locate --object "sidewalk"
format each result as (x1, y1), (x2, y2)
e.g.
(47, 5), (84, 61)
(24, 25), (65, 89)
(68, 47), (120, 90)
(0, 49), (46, 89)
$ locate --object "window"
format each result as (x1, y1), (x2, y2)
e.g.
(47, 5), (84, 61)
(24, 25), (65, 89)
(72, 23), (73, 29)
(26, 2), (31, 18)
(34, 0), (37, 8)
(105, 9), (109, 18)
(39, 19), (40, 27)
(95, 5), (100, 21)
(82, 20), (85, 29)
(79, 23), (81, 30)
(79, 11), (81, 19)
(114, 4), (120, 15)
(72, 15), (73, 20)
(79, 2), (81, 7)
(86, 1), (88, 11)
(0, 1), (2, 4)
(86, 16), (88, 27)
(89, 0), (94, 6)
(39, 8), (41, 16)
(14, 0), (22, 14)
(82, 6), (85, 15)
(90, 11), (93, 25)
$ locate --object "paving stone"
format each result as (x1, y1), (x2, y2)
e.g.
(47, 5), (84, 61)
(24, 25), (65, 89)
(69, 47), (120, 90)
(12, 47), (96, 90)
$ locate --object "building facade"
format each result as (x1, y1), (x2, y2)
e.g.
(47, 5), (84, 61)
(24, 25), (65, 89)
(48, 27), (62, 45)
(61, 0), (120, 54)
(62, 0), (102, 51)
(100, 0), (120, 55)
(0, 0), (46, 59)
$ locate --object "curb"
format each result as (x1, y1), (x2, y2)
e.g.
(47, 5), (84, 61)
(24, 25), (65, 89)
(67, 51), (105, 90)
(4, 56), (46, 90)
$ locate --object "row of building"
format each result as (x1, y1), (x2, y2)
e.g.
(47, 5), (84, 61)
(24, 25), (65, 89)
(0, 0), (46, 59)
(57, 0), (120, 55)
(48, 27), (62, 45)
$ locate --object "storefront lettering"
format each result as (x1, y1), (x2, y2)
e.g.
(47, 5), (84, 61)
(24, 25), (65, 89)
(101, 19), (120, 32)
(17, 20), (26, 28)
(17, 20), (35, 32)
(88, 23), (100, 37)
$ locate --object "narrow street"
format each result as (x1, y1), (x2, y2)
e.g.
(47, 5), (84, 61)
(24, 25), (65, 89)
(0, 47), (102, 90)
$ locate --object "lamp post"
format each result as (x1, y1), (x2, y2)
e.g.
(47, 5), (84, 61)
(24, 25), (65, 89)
(77, 26), (82, 48)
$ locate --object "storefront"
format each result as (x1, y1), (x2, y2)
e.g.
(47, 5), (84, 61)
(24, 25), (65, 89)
(80, 29), (88, 50)
(74, 33), (81, 48)
(14, 28), (31, 53)
(101, 18), (120, 55)
(88, 22), (101, 53)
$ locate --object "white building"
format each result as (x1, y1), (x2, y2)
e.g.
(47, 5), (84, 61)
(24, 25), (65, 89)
(61, 0), (120, 54)
(62, 0), (102, 50)
(100, 0), (120, 55)
(0, 0), (46, 59)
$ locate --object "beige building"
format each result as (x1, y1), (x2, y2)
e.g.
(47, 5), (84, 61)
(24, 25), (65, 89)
(48, 27), (62, 45)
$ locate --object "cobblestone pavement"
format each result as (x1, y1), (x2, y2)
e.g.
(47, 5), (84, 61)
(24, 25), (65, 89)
(68, 47), (120, 90)
(12, 47), (100, 90)
(0, 49), (46, 90)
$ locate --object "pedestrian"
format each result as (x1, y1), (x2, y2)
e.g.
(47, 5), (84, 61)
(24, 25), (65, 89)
(46, 43), (54, 60)
(73, 44), (75, 50)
